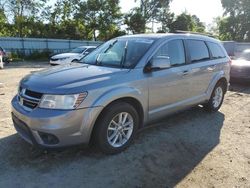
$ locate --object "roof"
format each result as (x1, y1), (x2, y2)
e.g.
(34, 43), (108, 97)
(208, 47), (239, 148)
(77, 46), (97, 48)
(118, 33), (220, 43)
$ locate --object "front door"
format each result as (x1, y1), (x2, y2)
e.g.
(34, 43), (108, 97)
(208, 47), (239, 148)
(147, 39), (192, 120)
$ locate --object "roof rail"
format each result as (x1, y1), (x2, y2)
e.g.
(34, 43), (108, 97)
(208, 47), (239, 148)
(174, 30), (215, 38)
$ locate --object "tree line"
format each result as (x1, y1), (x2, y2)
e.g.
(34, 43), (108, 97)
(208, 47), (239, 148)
(0, 0), (249, 42)
(0, 0), (206, 40)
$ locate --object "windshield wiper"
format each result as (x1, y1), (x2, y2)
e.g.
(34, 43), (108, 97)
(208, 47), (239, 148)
(104, 40), (117, 53)
(95, 54), (102, 66)
(95, 40), (118, 66)
(120, 41), (128, 68)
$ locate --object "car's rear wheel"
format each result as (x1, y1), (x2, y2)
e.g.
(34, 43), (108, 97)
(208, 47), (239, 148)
(204, 82), (226, 112)
(93, 102), (139, 154)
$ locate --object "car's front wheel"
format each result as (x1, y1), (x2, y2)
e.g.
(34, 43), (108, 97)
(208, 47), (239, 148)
(94, 102), (139, 154)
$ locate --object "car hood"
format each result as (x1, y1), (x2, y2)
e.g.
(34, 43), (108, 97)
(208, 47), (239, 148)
(52, 53), (79, 59)
(21, 63), (130, 94)
(231, 59), (250, 67)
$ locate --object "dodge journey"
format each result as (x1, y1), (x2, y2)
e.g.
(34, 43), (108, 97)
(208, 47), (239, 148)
(11, 33), (230, 154)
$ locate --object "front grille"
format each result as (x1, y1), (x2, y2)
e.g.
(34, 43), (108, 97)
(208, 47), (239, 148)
(23, 99), (38, 109)
(25, 89), (43, 99)
(18, 88), (43, 110)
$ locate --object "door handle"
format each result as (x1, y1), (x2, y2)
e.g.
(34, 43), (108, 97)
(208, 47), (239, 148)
(207, 65), (216, 72)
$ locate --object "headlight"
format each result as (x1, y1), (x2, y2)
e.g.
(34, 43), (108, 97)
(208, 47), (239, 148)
(39, 92), (87, 110)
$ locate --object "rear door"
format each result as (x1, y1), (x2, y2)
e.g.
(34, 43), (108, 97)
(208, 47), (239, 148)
(183, 39), (215, 97)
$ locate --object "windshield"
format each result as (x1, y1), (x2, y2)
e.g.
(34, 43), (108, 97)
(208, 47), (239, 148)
(80, 38), (155, 68)
(71, 47), (86, 54)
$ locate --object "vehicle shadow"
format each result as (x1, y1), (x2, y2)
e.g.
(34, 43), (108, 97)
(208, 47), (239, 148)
(0, 106), (224, 187)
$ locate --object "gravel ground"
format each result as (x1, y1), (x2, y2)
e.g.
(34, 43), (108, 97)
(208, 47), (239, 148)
(0, 62), (249, 188)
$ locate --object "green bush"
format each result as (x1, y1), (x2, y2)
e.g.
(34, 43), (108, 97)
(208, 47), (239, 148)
(9, 50), (24, 62)
(9, 50), (53, 61)
(24, 50), (52, 61)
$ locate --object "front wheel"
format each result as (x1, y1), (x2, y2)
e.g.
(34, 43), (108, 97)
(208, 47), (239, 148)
(204, 82), (226, 112)
(93, 102), (139, 154)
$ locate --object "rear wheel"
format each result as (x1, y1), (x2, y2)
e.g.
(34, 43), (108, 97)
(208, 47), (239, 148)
(93, 102), (139, 154)
(204, 82), (226, 112)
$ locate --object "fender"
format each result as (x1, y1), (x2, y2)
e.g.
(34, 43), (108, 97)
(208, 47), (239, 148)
(206, 70), (229, 100)
(80, 87), (147, 143)
(92, 86), (148, 121)
(92, 86), (145, 107)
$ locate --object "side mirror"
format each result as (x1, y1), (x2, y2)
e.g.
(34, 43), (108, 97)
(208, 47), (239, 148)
(146, 56), (171, 72)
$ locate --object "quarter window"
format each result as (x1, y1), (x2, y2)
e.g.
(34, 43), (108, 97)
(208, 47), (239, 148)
(187, 40), (210, 63)
(154, 40), (186, 66)
(207, 42), (226, 59)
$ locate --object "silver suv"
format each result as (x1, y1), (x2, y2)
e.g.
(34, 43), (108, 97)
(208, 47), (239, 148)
(11, 34), (230, 154)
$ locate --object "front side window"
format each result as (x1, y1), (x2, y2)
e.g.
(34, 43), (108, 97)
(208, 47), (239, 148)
(154, 40), (186, 66)
(207, 42), (226, 59)
(80, 38), (155, 68)
(187, 40), (210, 63)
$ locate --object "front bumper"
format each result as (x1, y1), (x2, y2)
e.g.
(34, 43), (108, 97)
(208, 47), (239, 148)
(11, 95), (103, 148)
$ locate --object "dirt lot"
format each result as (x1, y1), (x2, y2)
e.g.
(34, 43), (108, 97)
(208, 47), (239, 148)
(0, 62), (249, 188)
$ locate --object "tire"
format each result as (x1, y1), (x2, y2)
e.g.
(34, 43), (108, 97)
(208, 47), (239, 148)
(93, 102), (139, 154)
(204, 82), (226, 112)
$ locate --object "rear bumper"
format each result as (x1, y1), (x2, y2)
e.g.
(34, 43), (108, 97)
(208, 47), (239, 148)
(11, 95), (103, 148)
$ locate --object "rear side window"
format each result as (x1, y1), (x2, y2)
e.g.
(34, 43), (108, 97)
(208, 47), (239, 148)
(154, 40), (186, 66)
(187, 40), (210, 63)
(207, 42), (226, 59)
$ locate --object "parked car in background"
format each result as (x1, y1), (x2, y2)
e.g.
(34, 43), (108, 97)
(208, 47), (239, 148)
(12, 34), (230, 154)
(50, 46), (96, 65)
(0, 47), (11, 64)
(222, 41), (236, 57)
(230, 49), (250, 81)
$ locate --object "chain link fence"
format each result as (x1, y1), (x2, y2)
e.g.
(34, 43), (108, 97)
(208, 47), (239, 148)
(0, 37), (103, 56)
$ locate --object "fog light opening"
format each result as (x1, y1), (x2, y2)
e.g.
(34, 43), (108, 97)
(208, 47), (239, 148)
(38, 132), (59, 145)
